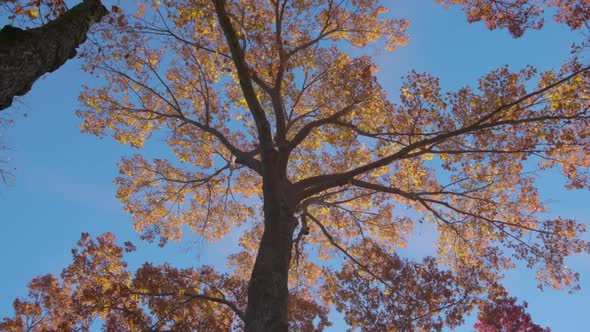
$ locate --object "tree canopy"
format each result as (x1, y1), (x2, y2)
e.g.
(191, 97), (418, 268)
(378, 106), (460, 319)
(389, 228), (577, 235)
(2, 0), (589, 331)
(474, 296), (551, 332)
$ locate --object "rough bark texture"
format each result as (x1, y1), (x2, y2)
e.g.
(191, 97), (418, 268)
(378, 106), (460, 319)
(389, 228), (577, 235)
(245, 153), (297, 332)
(0, 0), (107, 110)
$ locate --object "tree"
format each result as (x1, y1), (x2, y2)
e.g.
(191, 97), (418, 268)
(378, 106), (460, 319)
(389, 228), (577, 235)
(474, 296), (551, 332)
(0, 0), (107, 110)
(2, 0), (590, 331)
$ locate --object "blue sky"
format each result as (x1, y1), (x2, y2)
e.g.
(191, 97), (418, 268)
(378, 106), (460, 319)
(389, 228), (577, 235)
(1, 0), (589, 330)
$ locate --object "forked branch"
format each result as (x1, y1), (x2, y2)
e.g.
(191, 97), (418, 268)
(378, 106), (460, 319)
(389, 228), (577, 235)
(212, 0), (274, 152)
(293, 65), (590, 200)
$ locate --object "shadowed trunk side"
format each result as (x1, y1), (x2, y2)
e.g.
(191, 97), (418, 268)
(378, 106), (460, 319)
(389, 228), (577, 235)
(0, 0), (107, 110)
(245, 153), (297, 332)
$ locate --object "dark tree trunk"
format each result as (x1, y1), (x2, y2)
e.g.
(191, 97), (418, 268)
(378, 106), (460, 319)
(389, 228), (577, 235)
(0, 0), (107, 110)
(245, 153), (297, 332)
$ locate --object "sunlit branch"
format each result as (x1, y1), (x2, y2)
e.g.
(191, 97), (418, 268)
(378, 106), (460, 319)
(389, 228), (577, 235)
(429, 148), (547, 155)
(182, 290), (245, 323)
(331, 205), (372, 242)
(179, 49), (215, 125)
(288, 105), (321, 130)
(470, 65), (590, 128)
(284, 0), (369, 60)
(349, 177), (561, 238)
(320, 190), (376, 206)
(22, 308), (51, 332)
(420, 196), (557, 237)
(82, 303), (152, 331)
(101, 64), (176, 111)
(293, 66), (590, 200)
(150, 163), (232, 186)
(149, 297), (195, 331)
(286, 71), (328, 126)
(401, 295), (473, 331)
(349, 178), (411, 197)
(297, 187), (350, 211)
(285, 0), (338, 60)
(286, 63), (338, 128)
(350, 179), (473, 243)
(288, 102), (363, 151)
(305, 211), (373, 276)
(212, 0), (274, 152)
(331, 119), (443, 140)
(100, 63), (262, 173)
(132, 290), (245, 322)
(133, 6), (232, 59)
(436, 169), (540, 193)
(531, 152), (589, 167)
(303, 211), (412, 303)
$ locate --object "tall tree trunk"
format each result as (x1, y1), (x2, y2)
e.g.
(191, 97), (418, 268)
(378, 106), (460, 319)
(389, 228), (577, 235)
(245, 155), (297, 332)
(0, 0), (107, 110)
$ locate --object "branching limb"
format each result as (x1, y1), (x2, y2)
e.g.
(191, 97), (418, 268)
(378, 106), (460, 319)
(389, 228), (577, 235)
(293, 65), (590, 200)
(288, 102), (363, 151)
(303, 210), (412, 304)
(212, 0), (274, 152)
(99, 65), (262, 173)
(133, 289), (245, 322)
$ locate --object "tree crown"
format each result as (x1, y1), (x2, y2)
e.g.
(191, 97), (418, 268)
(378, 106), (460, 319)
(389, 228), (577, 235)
(2, 0), (589, 330)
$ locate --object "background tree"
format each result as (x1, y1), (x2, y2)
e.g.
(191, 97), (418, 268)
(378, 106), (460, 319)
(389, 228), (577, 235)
(474, 296), (551, 332)
(0, 0), (107, 110)
(3, 0), (590, 331)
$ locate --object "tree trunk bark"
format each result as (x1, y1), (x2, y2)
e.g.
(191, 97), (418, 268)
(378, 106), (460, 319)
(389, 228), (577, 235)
(245, 154), (297, 332)
(0, 0), (107, 110)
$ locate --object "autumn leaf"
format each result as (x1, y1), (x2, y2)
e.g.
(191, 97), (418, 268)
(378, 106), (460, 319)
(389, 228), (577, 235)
(24, 9), (39, 19)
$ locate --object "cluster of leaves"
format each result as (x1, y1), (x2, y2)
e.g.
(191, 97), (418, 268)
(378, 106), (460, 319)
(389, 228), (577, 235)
(1, 232), (495, 331)
(327, 240), (484, 331)
(0, 233), (249, 331)
(437, 0), (589, 37)
(0, 0), (67, 22)
(474, 296), (551, 332)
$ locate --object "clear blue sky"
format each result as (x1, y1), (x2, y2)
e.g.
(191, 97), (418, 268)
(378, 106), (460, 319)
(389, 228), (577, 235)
(1, 1), (589, 330)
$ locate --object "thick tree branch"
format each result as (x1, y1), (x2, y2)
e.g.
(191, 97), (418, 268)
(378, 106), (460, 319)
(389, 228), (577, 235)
(0, 0), (108, 110)
(293, 66), (590, 200)
(212, 0), (274, 152)
(271, 0), (292, 153)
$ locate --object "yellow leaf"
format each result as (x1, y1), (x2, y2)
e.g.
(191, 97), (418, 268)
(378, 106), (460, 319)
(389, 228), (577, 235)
(25, 9), (38, 19)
